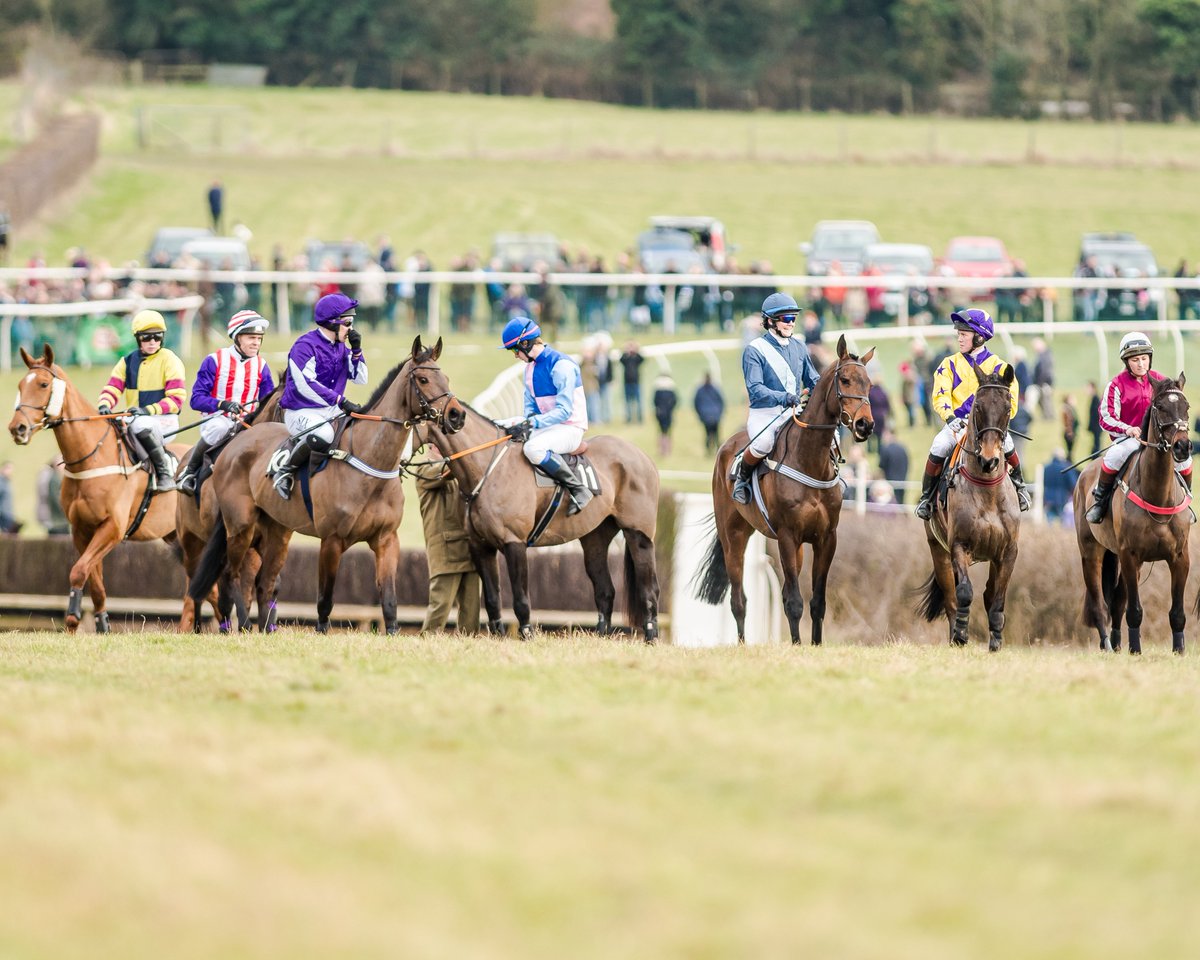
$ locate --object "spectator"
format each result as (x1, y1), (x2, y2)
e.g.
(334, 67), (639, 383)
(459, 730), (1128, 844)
(1011, 403), (1034, 460)
(594, 331), (615, 424)
(448, 256), (477, 333)
(866, 361), (891, 452)
(619, 340), (645, 423)
(501, 283), (531, 325)
(411, 250), (433, 330)
(876, 427), (910, 504)
(898, 361), (919, 428)
(1086, 380), (1103, 455)
(580, 338), (601, 423)
(868, 479), (897, 506)
(1061, 393), (1079, 461)
(206, 179), (223, 233)
(356, 258), (387, 332)
(582, 256), (609, 331)
(1043, 447), (1078, 523)
(801, 308), (823, 346)
(1031, 337), (1055, 420)
(693, 372), (725, 454)
(1011, 345), (1030, 407)
(36, 458), (69, 536)
(0, 461), (22, 534)
(652, 373), (678, 456)
(532, 262), (565, 342)
(414, 440), (480, 635)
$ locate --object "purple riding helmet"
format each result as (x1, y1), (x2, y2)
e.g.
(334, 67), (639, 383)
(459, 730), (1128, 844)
(951, 307), (994, 342)
(313, 292), (358, 329)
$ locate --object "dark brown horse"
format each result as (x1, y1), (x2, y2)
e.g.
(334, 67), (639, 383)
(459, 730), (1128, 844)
(425, 395), (661, 642)
(8, 344), (193, 632)
(917, 363), (1020, 651)
(1074, 374), (1192, 655)
(187, 337), (465, 633)
(693, 335), (875, 645)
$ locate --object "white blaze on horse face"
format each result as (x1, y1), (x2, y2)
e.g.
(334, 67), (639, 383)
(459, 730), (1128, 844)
(12, 390), (19, 410)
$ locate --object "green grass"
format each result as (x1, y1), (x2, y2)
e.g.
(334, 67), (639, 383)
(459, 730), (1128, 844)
(5, 81), (1200, 275)
(1, 631), (1197, 958)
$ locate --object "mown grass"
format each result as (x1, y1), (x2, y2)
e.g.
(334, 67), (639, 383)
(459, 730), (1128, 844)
(0, 630), (1197, 959)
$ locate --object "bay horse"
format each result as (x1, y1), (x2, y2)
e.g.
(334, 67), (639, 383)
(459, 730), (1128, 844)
(8, 344), (192, 633)
(187, 337), (464, 633)
(1074, 374), (1192, 655)
(693, 335), (875, 645)
(424, 391), (661, 643)
(916, 363), (1020, 651)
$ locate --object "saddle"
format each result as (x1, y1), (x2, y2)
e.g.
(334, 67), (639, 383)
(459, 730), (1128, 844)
(116, 421), (178, 490)
(532, 449), (601, 497)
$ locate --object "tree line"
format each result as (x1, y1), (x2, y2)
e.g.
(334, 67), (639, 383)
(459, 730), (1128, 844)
(5, 0), (1200, 120)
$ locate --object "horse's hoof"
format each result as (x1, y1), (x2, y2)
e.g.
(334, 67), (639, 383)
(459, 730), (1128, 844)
(487, 620), (504, 635)
(1172, 631), (1185, 655)
(316, 620), (330, 635)
(643, 622), (658, 645)
(95, 612), (110, 635)
(64, 616), (80, 634)
(596, 617), (610, 634)
(219, 619), (232, 635)
(989, 637), (1002, 653)
(951, 636), (968, 647)
(386, 622), (400, 636)
(518, 624), (533, 641)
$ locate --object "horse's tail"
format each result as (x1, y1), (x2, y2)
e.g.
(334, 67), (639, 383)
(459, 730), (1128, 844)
(915, 571), (945, 622)
(187, 509), (228, 603)
(690, 515), (730, 605)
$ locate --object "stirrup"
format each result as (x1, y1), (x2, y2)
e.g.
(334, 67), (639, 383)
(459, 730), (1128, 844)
(566, 488), (593, 516)
(273, 471), (294, 500)
(915, 497), (933, 520)
(732, 476), (752, 505)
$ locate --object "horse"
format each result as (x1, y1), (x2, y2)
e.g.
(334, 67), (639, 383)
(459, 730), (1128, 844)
(423, 391), (661, 643)
(8, 344), (196, 633)
(1074, 374), (1192, 655)
(187, 337), (465, 633)
(916, 363), (1020, 651)
(693, 335), (875, 645)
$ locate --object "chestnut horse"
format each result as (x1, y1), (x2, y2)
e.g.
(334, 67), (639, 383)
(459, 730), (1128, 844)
(187, 337), (464, 633)
(916, 363), (1020, 651)
(424, 393), (661, 642)
(8, 344), (193, 632)
(1074, 374), (1192, 655)
(693, 335), (875, 645)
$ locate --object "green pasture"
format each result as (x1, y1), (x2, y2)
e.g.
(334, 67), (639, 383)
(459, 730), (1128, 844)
(5, 81), (1200, 274)
(1, 631), (1197, 958)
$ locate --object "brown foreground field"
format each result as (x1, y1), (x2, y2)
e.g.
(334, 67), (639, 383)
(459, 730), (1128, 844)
(0, 629), (1197, 959)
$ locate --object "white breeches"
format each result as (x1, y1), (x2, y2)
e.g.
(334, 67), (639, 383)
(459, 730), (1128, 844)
(128, 413), (178, 442)
(524, 424), (585, 464)
(1101, 434), (1192, 473)
(284, 406), (339, 446)
(199, 413), (238, 445)
(930, 420), (1014, 459)
(747, 406), (789, 457)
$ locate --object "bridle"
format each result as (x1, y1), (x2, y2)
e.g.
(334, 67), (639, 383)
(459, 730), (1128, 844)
(967, 381), (1013, 454)
(408, 362), (459, 430)
(12, 368), (119, 469)
(1146, 389), (1190, 459)
(794, 356), (871, 431)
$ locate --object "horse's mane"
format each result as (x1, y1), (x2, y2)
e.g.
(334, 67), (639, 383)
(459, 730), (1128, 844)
(243, 381), (283, 425)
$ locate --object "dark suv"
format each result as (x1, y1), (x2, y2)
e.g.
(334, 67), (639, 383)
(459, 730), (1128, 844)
(1077, 233), (1159, 320)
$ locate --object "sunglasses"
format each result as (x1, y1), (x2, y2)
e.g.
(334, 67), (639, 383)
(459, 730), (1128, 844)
(136, 333), (164, 342)
(775, 314), (798, 323)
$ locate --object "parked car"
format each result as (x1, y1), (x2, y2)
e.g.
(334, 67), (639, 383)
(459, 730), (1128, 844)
(637, 216), (729, 273)
(1077, 233), (1160, 320)
(863, 242), (935, 317)
(145, 226), (212, 267)
(937, 235), (1013, 300)
(305, 239), (373, 271)
(491, 232), (563, 271)
(800, 220), (881, 277)
(180, 236), (252, 271)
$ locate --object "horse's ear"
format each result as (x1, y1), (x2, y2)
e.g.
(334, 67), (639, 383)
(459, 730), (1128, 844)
(19, 347), (35, 368)
(41, 342), (54, 366)
(1178, 372), (1186, 389)
(836, 335), (848, 360)
(430, 337), (443, 361)
(1001, 363), (1015, 385)
(861, 346), (875, 365)
(411, 336), (423, 359)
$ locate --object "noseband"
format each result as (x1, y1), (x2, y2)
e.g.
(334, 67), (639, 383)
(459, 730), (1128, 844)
(12, 372), (67, 436)
(1149, 390), (1190, 459)
(409, 363), (458, 429)
(968, 381), (1012, 453)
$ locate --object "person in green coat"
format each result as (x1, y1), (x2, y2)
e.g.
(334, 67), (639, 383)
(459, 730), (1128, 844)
(415, 437), (481, 635)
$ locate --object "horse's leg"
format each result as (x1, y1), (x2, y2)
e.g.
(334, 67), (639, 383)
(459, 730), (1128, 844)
(67, 520), (120, 634)
(501, 541), (533, 640)
(1169, 550), (1189, 655)
(1078, 536), (1112, 651)
(88, 559), (110, 634)
(982, 541), (1019, 653)
(370, 529), (401, 635)
(1109, 569), (1127, 653)
(470, 541), (504, 634)
(777, 529), (805, 645)
(178, 531), (204, 633)
(808, 531), (836, 647)
(1118, 552), (1144, 655)
(254, 525), (291, 633)
(950, 543), (973, 646)
(224, 521), (257, 632)
(315, 536), (346, 634)
(580, 520), (618, 633)
(719, 511), (754, 643)
(624, 528), (660, 644)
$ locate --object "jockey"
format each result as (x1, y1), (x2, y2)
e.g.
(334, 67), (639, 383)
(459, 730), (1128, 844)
(272, 292), (368, 500)
(97, 309), (186, 493)
(731, 292), (821, 505)
(1085, 331), (1192, 522)
(497, 316), (594, 515)
(178, 309), (276, 495)
(914, 308), (1030, 520)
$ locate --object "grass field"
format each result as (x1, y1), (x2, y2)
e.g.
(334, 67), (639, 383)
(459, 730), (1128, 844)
(6, 81), (1200, 276)
(1, 630), (1197, 958)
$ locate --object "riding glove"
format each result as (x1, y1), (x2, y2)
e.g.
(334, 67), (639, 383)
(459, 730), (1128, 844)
(97, 403), (111, 415)
(127, 406), (149, 418)
(784, 393), (801, 408)
(339, 397), (364, 415)
(505, 420), (532, 442)
(347, 329), (363, 352)
(218, 400), (243, 415)
(948, 417), (967, 432)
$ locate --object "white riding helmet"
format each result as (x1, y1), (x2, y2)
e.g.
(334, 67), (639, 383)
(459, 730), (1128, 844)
(1119, 331), (1153, 361)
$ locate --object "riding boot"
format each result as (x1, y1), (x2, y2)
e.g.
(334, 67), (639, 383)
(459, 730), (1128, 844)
(273, 438), (313, 500)
(732, 453), (760, 505)
(1008, 460), (1032, 512)
(1086, 471), (1117, 524)
(538, 452), (593, 516)
(140, 434), (177, 493)
(914, 455), (946, 520)
(178, 437), (212, 495)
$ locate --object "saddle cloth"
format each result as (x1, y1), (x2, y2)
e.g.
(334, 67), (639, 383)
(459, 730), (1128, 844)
(532, 452), (602, 497)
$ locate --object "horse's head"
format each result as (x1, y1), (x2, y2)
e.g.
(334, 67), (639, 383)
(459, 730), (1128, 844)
(825, 335), (875, 441)
(9, 344), (65, 445)
(967, 361), (1015, 474)
(408, 337), (466, 434)
(1147, 373), (1190, 462)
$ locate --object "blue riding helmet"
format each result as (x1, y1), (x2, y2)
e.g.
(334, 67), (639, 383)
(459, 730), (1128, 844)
(500, 317), (541, 350)
(950, 307), (994, 342)
(761, 292), (800, 319)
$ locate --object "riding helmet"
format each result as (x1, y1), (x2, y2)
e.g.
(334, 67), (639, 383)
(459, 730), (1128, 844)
(1119, 331), (1153, 361)
(500, 317), (541, 350)
(227, 309), (269, 340)
(950, 307), (994, 342)
(761, 292), (800, 319)
(313, 292), (358, 328)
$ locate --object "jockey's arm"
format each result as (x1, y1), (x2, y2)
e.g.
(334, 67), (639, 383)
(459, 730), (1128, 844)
(742, 349), (788, 408)
(257, 364), (276, 400)
(190, 354), (220, 414)
(348, 351), (368, 386)
(931, 358), (956, 422)
(799, 350), (820, 392)
(97, 357), (126, 412)
(153, 353), (187, 416)
(288, 344), (342, 407)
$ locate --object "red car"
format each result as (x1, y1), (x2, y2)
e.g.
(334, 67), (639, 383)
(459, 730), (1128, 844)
(937, 235), (1014, 301)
